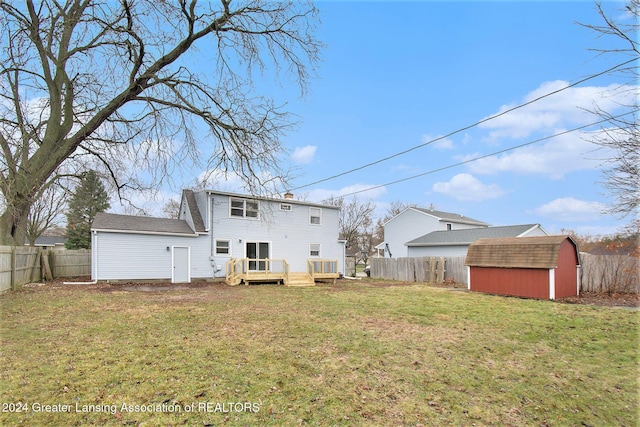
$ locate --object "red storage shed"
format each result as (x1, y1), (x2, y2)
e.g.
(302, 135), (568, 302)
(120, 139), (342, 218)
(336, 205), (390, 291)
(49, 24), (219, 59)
(465, 235), (581, 300)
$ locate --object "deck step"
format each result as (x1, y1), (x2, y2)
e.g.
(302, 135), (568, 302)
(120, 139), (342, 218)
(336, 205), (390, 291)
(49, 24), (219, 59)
(286, 273), (315, 287)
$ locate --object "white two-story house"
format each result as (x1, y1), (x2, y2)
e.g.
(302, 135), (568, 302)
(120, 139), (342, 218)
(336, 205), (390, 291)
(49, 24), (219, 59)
(377, 207), (489, 258)
(91, 190), (345, 285)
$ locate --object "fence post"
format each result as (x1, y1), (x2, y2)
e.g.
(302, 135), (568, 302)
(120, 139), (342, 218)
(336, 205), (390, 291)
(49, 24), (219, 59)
(42, 250), (53, 281)
(437, 257), (445, 283)
(10, 247), (17, 291)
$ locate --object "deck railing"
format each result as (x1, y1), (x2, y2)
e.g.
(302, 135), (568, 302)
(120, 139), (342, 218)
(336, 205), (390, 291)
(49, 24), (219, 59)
(226, 258), (289, 284)
(307, 259), (338, 279)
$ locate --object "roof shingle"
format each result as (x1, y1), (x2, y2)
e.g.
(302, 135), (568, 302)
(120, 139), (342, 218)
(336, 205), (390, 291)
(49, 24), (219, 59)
(465, 235), (578, 269)
(406, 224), (541, 246)
(92, 212), (196, 235)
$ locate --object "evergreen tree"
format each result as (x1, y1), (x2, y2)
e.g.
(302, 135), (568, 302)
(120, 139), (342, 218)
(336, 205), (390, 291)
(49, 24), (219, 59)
(65, 171), (110, 249)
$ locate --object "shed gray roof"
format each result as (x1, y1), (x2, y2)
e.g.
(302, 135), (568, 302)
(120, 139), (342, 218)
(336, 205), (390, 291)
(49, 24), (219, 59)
(92, 212), (197, 235)
(410, 207), (489, 227)
(406, 224), (542, 247)
(465, 235), (579, 269)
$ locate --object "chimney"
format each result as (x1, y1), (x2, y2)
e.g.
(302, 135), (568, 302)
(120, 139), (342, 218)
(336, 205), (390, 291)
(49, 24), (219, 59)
(284, 192), (294, 200)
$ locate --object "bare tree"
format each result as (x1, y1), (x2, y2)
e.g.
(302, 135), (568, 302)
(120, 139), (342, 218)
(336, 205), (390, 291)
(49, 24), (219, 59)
(323, 196), (376, 253)
(581, 1), (639, 223)
(162, 198), (181, 220)
(25, 184), (68, 246)
(0, 0), (321, 245)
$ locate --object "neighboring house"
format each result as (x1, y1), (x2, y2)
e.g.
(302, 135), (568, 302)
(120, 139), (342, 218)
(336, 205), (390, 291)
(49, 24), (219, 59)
(25, 236), (68, 249)
(378, 207), (489, 258)
(406, 224), (549, 257)
(91, 190), (346, 285)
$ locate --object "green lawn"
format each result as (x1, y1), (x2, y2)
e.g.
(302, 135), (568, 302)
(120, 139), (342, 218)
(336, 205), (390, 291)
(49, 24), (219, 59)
(1, 281), (638, 426)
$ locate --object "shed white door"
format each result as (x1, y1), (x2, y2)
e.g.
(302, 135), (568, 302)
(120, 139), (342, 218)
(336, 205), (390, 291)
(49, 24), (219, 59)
(172, 246), (190, 283)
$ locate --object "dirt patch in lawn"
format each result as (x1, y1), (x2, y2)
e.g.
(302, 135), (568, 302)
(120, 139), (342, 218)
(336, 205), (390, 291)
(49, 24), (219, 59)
(22, 278), (640, 308)
(558, 291), (640, 308)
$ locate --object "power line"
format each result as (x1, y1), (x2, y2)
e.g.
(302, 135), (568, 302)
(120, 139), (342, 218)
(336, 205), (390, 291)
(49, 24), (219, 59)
(332, 109), (638, 199)
(289, 57), (637, 191)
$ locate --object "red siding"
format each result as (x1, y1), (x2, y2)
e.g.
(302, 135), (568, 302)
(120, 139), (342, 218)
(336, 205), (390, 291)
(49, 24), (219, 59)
(554, 239), (579, 298)
(470, 267), (550, 299)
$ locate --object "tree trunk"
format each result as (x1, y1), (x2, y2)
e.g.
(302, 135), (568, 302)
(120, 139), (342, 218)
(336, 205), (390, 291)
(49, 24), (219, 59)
(0, 200), (31, 246)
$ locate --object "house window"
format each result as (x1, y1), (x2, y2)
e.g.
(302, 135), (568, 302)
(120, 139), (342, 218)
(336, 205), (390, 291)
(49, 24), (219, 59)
(310, 243), (321, 257)
(309, 207), (321, 225)
(280, 203), (292, 211)
(215, 239), (231, 255)
(446, 223), (452, 230)
(230, 198), (259, 219)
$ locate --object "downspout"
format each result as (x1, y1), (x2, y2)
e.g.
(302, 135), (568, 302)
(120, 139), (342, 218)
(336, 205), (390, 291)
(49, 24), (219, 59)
(209, 193), (221, 276)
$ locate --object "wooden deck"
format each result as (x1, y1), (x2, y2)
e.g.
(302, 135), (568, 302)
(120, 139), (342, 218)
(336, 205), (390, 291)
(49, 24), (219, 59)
(226, 258), (339, 286)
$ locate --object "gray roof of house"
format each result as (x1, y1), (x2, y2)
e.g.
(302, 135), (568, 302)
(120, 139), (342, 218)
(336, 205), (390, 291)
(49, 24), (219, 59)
(92, 212), (197, 235)
(411, 207), (489, 226)
(183, 189), (206, 232)
(406, 224), (541, 246)
(25, 236), (67, 246)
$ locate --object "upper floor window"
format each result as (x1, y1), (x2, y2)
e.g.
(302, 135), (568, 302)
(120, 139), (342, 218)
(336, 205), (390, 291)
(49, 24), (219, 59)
(230, 198), (259, 219)
(280, 203), (292, 211)
(309, 207), (322, 225)
(446, 223), (452, 230)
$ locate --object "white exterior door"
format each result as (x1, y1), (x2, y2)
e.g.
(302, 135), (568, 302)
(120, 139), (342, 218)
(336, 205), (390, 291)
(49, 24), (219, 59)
(172, 246), (190, 283)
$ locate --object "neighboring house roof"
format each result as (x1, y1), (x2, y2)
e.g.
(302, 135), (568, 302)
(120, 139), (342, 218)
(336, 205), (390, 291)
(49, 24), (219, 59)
(25, 236), (67, 247)
(465, 235), (579, 269)
(386, 207), (489, 227)
(92, 212), (197, 236)
(406, 224), (546, 247)
(183, 189), (206, 232)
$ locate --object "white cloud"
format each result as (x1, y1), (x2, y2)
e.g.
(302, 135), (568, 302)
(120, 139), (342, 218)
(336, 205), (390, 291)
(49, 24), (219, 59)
(479, 81), (638, 141)
(464, 129), (613, 179)
(423, 134), (455, 150)
(432, 173), (506, 202)
(291, 145), (317, 164)
(533, 197), (606, 222)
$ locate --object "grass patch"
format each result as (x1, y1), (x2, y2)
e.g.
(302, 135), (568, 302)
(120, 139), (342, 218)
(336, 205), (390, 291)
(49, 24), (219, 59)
(1, 281), (638, 426)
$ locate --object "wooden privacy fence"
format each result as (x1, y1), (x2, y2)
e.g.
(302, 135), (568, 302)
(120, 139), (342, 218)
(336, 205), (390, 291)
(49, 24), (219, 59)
(50, 249), (91, 278)
(0, 246), (41, 292)
(443, 256), (467, 284)
(370, 254), (638, 293)
(371, 256), (455, 283)
(0, 246), (91, 293)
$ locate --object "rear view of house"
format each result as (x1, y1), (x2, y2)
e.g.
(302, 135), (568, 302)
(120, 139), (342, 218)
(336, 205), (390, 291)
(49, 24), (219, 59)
(465, 235), (581, 300)
(91, 190), (345, 285)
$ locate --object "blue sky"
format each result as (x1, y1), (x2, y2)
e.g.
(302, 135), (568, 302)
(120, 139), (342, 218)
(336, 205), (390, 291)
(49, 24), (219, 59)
(276, 0), (636, 236)
(138, 1), (637, 236)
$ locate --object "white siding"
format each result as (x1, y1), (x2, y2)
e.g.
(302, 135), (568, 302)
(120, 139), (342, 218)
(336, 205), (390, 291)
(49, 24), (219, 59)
(208, 194), (344, 274)
(521, 227), (548, 237)
(383, 209), (441, 258)
(407, 245), (470, 258)
(93, 191), (346, 281)
(93, 232), (212, 281)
